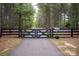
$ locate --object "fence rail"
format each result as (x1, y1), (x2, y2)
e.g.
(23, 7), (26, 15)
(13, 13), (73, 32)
(0, 28), (79, 38)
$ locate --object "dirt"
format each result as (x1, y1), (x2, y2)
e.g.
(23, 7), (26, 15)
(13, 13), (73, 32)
(0, 37), (22, 55)
(62, 38), (79, 47)
(51, 38), (79, 56)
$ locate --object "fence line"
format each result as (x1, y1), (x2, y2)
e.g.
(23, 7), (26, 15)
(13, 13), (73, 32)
(0, 28), (79, 38)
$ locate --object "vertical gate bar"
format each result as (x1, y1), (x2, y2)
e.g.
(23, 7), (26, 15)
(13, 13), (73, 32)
(48, 29), (50, 38)
(47, 29), (48, 38)
(46, 29), (48, 38)
(49, 28), (51, 38)
(35, 29), (37, 38)
(52, 28), (54, 38)
(47, 29), (50, 38)
(50, 28), (52, 38)
(36, 29), (38, 38)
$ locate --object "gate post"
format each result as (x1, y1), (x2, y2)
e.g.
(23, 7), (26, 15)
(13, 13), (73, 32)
(35, 29), (37, 38)
(71, 28), (73, 38)
(0, 28), (2, 38)
(18, 12), (22, 38)
(51, 28), (54, 38)
(49, 29), (51, 38)
(0, 25), (1, 38)
(0, 14), (1, 37)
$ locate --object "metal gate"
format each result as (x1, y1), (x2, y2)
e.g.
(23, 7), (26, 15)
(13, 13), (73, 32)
(21, 29), (51, 38)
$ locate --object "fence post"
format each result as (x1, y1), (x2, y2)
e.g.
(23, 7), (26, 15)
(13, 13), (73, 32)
(71, 28), (73, 38)
(0, 4), (2, 38)
(0, 19), (1, 37)
(0, 29), (1, 38)
(35, 29), (37, 38)
(18, 13), (22, 38)
(50, 29), (51, 38)
(51, 28), (54, 38)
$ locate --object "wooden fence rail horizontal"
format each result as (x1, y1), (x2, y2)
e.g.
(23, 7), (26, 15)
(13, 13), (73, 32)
(0, 28), (79, 38)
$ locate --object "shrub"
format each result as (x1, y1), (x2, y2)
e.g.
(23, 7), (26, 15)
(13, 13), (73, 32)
(55, 35), (59, 39)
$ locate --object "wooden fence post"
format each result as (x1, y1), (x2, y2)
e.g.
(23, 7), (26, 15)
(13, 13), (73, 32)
(18, 13), (22, 38)
(71, 28), (73, 38)
(0, 4), (2, 38)
(51, 28), (54, 38)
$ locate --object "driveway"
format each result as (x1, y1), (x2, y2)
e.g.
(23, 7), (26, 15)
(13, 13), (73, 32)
(9, 38), (63, 56)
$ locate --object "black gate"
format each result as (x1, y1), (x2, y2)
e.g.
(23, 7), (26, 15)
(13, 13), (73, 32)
(21, 29), (51, 38)
(0, 28), (51, 38)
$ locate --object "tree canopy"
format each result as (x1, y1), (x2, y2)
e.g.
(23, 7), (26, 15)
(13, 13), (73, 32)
(0, 3), (79, 29)
(0, 3), (35, 29)
(36, 3), (79, 28)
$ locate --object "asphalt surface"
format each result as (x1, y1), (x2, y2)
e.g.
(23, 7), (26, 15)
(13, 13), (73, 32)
(9, 38), (63, 56)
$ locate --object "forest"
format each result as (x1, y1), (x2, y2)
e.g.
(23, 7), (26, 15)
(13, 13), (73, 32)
(36, 3), (79, 29)
(0, 3), (79, 29)
(0, 3), (35, 29)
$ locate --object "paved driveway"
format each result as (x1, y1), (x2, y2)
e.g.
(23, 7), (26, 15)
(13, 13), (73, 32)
(9, 38), (63, 56)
